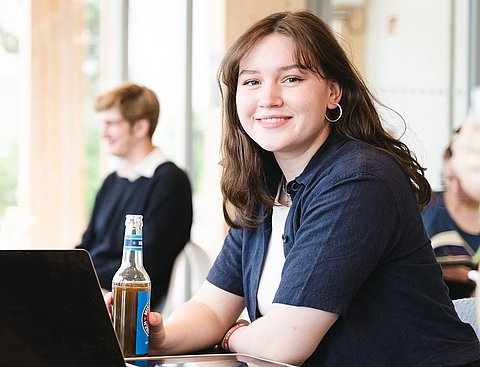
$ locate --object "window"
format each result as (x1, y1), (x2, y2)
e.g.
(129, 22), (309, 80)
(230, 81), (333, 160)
(0, 0), (21, 218)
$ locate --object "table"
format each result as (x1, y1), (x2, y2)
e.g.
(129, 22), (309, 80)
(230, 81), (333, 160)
(125, 353), (298, 367)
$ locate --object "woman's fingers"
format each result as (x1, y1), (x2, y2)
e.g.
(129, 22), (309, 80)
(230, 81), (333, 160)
(148, 311), (166, 355)
(104, 292), (113, 317)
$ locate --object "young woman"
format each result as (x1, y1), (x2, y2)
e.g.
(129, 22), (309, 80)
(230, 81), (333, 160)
(422, 140), (480, 299)
(108, 11), (480, 366)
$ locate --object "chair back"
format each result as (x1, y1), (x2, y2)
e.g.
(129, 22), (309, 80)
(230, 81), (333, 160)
(157, 241), (212, 317)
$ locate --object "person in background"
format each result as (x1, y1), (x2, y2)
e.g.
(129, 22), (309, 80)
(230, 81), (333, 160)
(79, 82), (193, 309)
(107, 11), (480, 366)
(422, 139), (480, 299)
(453, 105), (480, 333)
(452, 110), (480, 201)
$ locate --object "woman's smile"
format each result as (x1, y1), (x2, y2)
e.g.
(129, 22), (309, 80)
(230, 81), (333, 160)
(256, 116), (291, 128)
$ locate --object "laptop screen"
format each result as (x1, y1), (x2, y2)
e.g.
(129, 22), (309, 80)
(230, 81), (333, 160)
(0, 249), (126, 367)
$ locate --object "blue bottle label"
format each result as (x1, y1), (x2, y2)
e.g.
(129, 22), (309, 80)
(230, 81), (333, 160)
(136, 290), (150, 355)
(124, 234), (143, 251)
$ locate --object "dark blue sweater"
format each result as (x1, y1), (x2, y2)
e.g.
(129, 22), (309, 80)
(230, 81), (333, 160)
(78, 161), (192, 308)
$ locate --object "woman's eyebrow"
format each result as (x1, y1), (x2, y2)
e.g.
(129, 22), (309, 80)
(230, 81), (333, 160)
(239, 64), (305, 76)
(277, 64), (304, 72)
(238, 69), (257, 77)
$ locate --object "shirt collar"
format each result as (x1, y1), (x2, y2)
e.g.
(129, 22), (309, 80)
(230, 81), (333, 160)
(116, 147), (166, 182)
(284, 133), (344, 199)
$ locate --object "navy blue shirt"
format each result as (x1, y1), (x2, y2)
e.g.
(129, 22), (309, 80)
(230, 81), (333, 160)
(422, 191), (480, 299)
(207, 134), (480, 366)
(422, 191), (480, 253)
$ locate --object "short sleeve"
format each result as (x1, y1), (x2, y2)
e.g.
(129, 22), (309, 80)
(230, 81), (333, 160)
(206, 226), (244, 297)
(275, 172), (399, 316)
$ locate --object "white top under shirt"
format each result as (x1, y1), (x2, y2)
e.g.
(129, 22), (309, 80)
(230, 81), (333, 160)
(257, 190), (290, 316)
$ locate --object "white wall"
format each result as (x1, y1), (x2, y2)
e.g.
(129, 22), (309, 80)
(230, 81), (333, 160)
(364, 0), (469, 190)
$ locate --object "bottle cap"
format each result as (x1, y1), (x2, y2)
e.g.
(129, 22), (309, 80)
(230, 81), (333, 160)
(125, 214), (143, 227)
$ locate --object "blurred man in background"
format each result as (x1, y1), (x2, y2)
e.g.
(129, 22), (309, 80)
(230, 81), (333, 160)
(77, 82), (193, 309)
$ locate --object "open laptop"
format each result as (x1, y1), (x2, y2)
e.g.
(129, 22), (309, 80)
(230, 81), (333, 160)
(0, 249), (127, 367)
(0, 250), (295, 367)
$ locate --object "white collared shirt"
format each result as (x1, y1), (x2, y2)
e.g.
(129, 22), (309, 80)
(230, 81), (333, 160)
(116, 147), (167, 182)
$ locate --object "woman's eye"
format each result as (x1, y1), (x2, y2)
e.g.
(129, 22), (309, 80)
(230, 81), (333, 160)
(243, 80), (259, 86)
(284, 76), (302, 83)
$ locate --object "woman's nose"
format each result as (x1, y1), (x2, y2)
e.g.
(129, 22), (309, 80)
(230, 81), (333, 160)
(258, 83), (283, 108)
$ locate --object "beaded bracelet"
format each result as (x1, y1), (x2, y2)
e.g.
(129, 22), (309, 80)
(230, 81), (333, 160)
(221, 320), (249, 352)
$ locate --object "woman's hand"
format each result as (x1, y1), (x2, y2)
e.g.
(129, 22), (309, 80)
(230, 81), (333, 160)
(147, 311), (167, 355)
(103, 292), (113, 317)
(104, 291), (168, 355)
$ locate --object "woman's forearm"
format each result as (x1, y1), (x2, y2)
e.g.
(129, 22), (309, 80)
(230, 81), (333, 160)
(149, 282), (245, 355)
(159, 299), (229, 354)
(228, 304), (338, 366)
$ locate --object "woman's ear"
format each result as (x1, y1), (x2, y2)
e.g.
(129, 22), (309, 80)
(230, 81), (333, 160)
(327, 81), (342, 109)
(133, 118), (151, 138)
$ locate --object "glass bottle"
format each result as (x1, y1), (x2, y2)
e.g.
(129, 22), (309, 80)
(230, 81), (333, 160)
(112, 214), (151, 357)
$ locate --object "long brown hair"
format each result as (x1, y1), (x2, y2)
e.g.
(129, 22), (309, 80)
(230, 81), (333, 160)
(218, 11), (431, 228)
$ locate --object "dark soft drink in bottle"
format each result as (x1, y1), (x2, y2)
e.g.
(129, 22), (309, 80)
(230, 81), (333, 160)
(112, 214), (151, 357)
